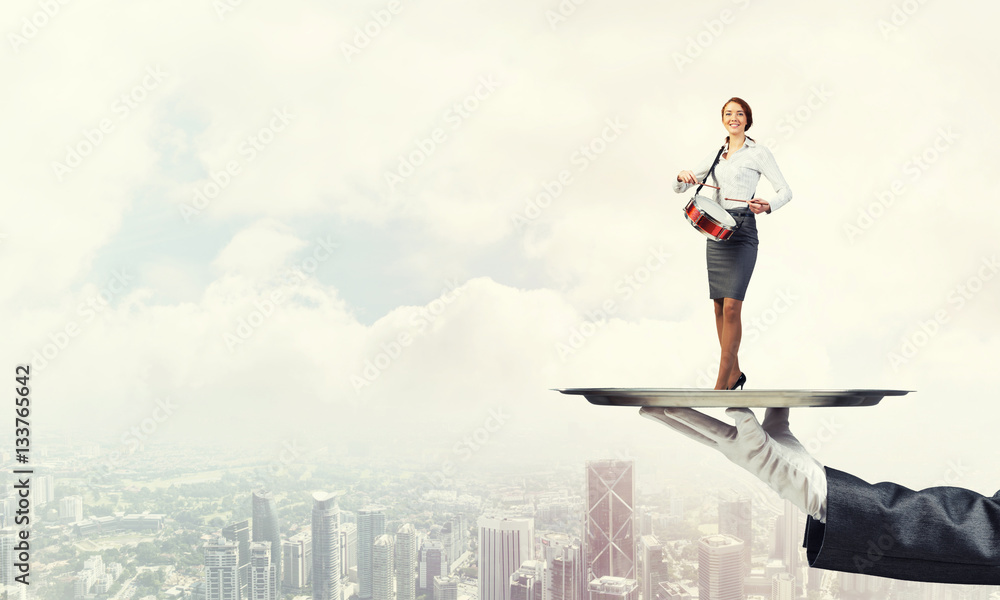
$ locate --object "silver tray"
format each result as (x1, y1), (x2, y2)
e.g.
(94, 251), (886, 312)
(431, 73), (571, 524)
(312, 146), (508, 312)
(556, 388), (911, 408)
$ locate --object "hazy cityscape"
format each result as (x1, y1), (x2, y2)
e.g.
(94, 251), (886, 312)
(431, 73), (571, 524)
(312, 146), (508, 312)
(2, 439), (998, 600)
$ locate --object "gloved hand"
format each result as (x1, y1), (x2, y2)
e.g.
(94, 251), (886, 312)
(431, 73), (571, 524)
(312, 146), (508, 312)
(639, 406), (827, 522)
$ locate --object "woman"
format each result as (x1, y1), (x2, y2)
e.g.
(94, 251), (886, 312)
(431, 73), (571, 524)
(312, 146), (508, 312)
(673, 97), (792, 390)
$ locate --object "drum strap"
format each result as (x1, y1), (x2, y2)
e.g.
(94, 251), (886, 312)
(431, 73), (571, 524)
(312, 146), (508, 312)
(695, 144), (752, 234)
(694, 144), (726, 197)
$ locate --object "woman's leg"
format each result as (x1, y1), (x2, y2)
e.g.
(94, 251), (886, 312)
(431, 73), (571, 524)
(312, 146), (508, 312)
(714, 297), (743, 390)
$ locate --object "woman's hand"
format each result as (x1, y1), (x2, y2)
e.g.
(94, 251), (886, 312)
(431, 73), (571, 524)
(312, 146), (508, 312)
(677, 170), (697, 184)
(749, 199), (771, 214)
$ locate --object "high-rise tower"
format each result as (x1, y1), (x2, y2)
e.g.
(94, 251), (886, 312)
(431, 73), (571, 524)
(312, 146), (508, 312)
(373, 534), (395, 600)
(250, 541), (276, 600)
(585, 460), (635, 581)
(205, 536), (241, 600)
(717, 493), (751, 574)
(697, 535), (743, 600)
(478, 515), (534, 600)
(396, 524), (417, 600)
(252, 488), (282, 598)
(541, 533), (584, 600)
(358, 506), (387, 600)
(312, 491), (342, 600)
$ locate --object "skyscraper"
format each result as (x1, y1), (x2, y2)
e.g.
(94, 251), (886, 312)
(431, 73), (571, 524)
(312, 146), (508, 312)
(449, 514), (466, 559)
(250, 541), (276, 600)
(373, 534), (395, 600)
(396, 524), (417, 600)
(779, 499), (800, 589)
(541, 533), (584, 600)
(359, 506), (387, 600)
(312, 491), (342, 600)
(637, 535), (669, 600)
(253, 488), (282, 598)
(697, 535), (743, 600)
(771, 573), (794, 600)
(34, 476), (49, 509)
(478, 515), (535, 600)
(223, 519), (252, 600)
(509, 560), (545, 600)
(587, 576), (638, 600)
(585, 460), (635, 581)
(0, 529), (15, 586)
(60, 495), (83, 523)
(433, 575), (459, 600)
(341, 522), (358, 580)
(283, 531), (311, 591)
(717, 494), (751, 574)
(419, 539), (445, 592)
(205, 536), (240, 600)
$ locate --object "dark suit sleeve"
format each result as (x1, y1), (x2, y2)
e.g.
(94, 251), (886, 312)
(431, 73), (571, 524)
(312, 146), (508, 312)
(802, 467), (1000, 585)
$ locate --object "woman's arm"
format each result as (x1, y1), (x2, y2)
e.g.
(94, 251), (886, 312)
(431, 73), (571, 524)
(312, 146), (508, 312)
(673, 148), (722, 194)
(756, 146), (792, 212)
(805, 467), (1000, 585)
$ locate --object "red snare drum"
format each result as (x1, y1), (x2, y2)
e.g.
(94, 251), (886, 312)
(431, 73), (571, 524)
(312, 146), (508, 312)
(683, 195), (737, 241)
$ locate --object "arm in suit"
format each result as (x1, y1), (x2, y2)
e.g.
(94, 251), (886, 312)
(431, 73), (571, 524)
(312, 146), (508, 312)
(804, 467), (1000, 585)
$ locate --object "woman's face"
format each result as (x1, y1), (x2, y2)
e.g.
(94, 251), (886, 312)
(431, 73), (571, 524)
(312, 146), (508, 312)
(722, 102), (747, 136)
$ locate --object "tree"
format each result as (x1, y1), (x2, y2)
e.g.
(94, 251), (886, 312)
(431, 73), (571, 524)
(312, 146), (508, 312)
(135, 542), (161, 565)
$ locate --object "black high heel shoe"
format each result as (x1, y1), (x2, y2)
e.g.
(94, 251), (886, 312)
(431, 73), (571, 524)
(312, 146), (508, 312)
(729, 373), (746, 390)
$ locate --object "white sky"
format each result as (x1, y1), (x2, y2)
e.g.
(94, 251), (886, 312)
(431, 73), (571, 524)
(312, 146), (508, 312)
(3, 0), (999, 495)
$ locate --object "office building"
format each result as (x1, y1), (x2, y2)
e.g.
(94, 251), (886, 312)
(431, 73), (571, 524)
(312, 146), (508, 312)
(253, 488), (282, 598)
(585, 460), (635, 581)
(510, 560), (545, 600)
(541, 533), (584, 600)
(637, 536), (668, 600)
(587, 576), (638, 600)
(312, 491), (342, 600)
(250, 541), (276, 600)
(717, 494), (751, 574)
(654, 582), (692, 600)
(205, 536), (240, 600)
(341, 522), (358, 580)
(419, 539), (445, 592)
(697, 535), (743, 600)
(433, 575), (459, 600)
(284, 531), (311, 591)
(396, 524), (417, 600)
(478, 515), (535, 600)
(373, 534), (395, 600)
(60, 495), (83, 523)
(223, 519), (252, 600)
(771, 573), (794, 600)
(0, 530), (15, 586)
(359, 506), (387, 600)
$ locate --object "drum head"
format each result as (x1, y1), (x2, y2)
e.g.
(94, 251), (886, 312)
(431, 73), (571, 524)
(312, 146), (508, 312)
(694, 195), (735, 226)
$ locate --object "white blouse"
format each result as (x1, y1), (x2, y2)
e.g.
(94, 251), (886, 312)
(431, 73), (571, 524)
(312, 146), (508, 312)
(672, 138), (792, 212)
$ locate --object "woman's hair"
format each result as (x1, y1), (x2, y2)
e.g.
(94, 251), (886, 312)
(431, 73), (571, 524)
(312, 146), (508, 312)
(721, 97), (754, 143)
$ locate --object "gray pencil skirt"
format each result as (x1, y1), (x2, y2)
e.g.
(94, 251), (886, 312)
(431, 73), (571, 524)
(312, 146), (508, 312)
(706, 208), (758, 301)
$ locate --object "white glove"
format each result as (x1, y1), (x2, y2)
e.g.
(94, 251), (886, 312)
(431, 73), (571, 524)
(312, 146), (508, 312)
(639, 406), (828, 522)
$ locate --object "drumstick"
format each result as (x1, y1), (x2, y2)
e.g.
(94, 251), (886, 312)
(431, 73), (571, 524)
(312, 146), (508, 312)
(693, 180), (757, 204)
(694, 182), (755, 203)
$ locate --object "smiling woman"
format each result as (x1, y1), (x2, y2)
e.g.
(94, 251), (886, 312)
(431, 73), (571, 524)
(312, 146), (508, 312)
(673, 97), (792, 390)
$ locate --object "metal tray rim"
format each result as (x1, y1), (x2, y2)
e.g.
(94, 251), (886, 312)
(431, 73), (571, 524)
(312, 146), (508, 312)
(554, 388), (913, 408)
